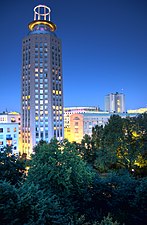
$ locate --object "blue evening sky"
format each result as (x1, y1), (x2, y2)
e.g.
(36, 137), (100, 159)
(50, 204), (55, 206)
(0, 0), (146, 112)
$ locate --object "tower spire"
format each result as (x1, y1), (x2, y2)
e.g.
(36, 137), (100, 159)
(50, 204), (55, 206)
(28, 5), (56, 32)
(34, 5), (51, 21)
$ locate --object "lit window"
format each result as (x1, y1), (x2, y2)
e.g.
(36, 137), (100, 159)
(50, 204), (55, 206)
(11, 117), (16, 122)
(75, 128), (78, 133)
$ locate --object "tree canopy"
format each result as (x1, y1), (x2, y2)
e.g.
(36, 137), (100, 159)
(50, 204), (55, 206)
(79, 114), (147, 175)
(0, 113), (147, 225)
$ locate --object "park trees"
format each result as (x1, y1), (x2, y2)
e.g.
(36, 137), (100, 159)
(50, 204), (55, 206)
(26, 139), (94, 223)
(80, 114), (147, 175)
(0, 137), (146, 224)
(0, 147), (25, 186)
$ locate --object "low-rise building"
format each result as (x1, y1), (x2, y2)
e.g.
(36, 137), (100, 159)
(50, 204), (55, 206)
(64, 106), (100, 128)
(127, 107), (147, 114)
(0, 112), (21, 155)
(65, 112), (137, 143)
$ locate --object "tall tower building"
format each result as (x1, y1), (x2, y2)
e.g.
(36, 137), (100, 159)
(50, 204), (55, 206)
(105, 92), (125, 113)
(21, 5), (64, 156)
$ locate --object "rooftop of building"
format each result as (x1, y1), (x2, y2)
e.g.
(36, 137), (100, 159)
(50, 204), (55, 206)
(0, 112), (20, 115)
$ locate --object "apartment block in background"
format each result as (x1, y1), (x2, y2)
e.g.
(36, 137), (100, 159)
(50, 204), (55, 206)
(105, 92), (125, 113)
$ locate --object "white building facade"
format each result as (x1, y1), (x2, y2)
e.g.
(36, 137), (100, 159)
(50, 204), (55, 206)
(0, 112), (20, 155)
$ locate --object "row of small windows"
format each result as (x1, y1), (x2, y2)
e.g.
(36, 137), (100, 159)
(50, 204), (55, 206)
(36, 132), (48, 139)
(51, 45), (61, 52)
(23, 39), (61, 47)
(35, 73), (47, 78)
(0, 134), (17, 139)
(35, 77), (48, 82)
(35, 63), (48, 68)
(0, 128), (17, 133)
(35, 68), (48, 73)
(35, 129), (62, 139)
(23, 39), (30, 44)
(22, 140), (30, 144)
(35, 43), (47, 47)
(35, 47), (48, 52)
(35, 53), (48, 57)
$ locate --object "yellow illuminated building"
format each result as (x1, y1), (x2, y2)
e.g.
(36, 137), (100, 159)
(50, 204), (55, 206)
(69, 114), (84, 143)
(127, 108), (147, 114)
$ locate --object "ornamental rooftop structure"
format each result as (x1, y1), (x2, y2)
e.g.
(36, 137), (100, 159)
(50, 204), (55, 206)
(28, 5), (56, 32)
(21, 5), (64, 156)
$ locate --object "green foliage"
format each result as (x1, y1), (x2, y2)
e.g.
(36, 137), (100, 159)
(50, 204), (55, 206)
(97, 214), (120, 225)
(0, 150), (25, 185)
(80, 134), (97, 164)
(17, 183), (67, 225)
(27, 139), (94, 223)
(80, 114), (147, 175)
(0, 137), (147, 225)
(29, 139), (94, 192)
(0, 180), (19, 225)
(0, 180), (67, 225)
(90, 171), (147, 225)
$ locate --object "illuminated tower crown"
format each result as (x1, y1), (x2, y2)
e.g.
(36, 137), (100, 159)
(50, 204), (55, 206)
(28, 5), (56, 32)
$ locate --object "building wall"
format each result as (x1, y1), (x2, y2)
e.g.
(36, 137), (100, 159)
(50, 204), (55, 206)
(69, 114), (84, 143)
(127, 108), (147, 114)
(0, 112), (21, 154)
(66, 112), (137, 143)
(0, 123), (19, 155)
(64, 106), (99, 129)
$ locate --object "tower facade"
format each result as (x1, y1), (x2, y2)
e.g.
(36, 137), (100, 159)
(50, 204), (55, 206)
(21, 5), (64, 156)
(105, 92), (125, 113)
